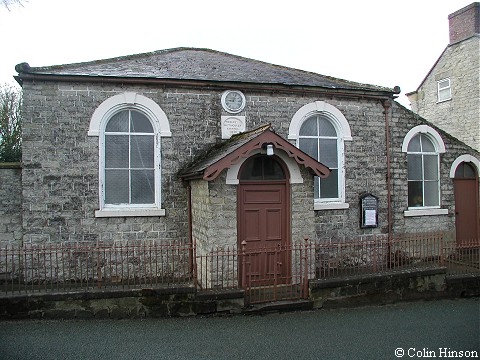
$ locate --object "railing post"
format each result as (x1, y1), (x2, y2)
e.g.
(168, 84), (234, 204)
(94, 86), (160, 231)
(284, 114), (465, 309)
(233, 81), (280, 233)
(192, 240), (198, 290)
(303, 236), (309, 300)
(241, 240), (247, 289)
(439, 232), (444, 267)
(96, 240), (102, 289)
(273, 245), (279, 302)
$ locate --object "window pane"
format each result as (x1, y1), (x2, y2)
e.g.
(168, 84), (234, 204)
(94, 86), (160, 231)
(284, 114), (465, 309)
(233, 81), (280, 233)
(299, 138), (318, 160)
(319, 139), (337, 168)
(438, 88), (451, 102)
(105, 169), (129, 204)
(131, 111), (153, 133)
(424, 181), (439, 206)
(106, 111), (129, 132)
(131, 170), (155, 204)
(240, 156), (263, 180)
(105, 135), (129, 168)
(240, 156), (285, 180)
(318, 116), (336, 137)
(263, 157), (285, 180)
(407, 154), (423, 180)
(455, 163), (476, 178)
(423, 155), (438, 181)
(320, 169), (338, 198)
(407, 134), (421, 152)
(420, 135), (435, 152)
(463, 163), (476, 178)
(408, 181), (423, 207)
(299, 116), (318, 136)
(131, 135), (154, 168)
(438, 79), (450, 89)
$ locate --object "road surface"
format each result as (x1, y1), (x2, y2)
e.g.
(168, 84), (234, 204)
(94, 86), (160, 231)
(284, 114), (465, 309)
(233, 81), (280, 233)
(0, 298), (478, 360)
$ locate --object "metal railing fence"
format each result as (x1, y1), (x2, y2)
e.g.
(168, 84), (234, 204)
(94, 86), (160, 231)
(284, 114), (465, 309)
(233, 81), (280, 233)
(0, 241), (193, 295)
(0, 232), (478, 296)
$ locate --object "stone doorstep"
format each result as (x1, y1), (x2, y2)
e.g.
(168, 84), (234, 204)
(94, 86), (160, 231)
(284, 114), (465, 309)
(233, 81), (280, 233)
(195, 288), (244, 301)
(243, 299), (314, 314)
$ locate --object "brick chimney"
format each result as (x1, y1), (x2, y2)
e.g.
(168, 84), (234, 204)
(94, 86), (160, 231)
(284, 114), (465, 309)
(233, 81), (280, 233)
(448, 2), (480, 44)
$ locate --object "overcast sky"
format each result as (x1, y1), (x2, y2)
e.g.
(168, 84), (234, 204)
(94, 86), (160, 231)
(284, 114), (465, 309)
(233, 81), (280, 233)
(0, 0), (472, 107)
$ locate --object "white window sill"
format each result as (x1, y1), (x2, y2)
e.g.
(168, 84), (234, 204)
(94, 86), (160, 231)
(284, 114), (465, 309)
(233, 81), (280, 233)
(314, 202), (350, 211)
(403, 208), (448, 217)
(95, 208), (166, 218)
(436, 98), (451, 104)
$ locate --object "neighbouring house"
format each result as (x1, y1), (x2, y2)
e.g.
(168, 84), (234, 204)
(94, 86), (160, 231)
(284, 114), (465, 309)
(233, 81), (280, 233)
(407, 2), (480, 152)
(1, 46), (479, 291)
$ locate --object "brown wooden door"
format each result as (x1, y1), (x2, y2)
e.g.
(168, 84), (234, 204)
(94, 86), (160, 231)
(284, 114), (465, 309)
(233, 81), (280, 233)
(454, 163), (480, 246)
(238, 155), (290, 287)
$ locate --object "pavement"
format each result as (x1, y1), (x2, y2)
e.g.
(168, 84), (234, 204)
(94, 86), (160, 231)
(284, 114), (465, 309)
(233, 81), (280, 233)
(0, 298), (478, 360)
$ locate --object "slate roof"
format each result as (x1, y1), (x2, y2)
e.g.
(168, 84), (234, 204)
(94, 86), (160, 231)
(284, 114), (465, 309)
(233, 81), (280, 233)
(178, 124), (271, 179)
(15, 47), (395, 93)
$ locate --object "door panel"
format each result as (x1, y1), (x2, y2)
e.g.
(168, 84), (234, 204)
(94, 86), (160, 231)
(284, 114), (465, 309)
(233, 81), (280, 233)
(266, 209), (282, 241)
(238, 182), (289, 286)
(454, 178), (479, 245)
(244, 209), (261, 241)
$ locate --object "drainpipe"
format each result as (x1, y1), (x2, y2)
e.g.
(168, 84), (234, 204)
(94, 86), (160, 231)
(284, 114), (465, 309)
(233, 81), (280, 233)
(183, 180), (195, 282)
(382, 99), (393, 244)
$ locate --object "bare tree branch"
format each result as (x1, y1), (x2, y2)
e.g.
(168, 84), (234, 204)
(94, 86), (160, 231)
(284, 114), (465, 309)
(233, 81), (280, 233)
(1, 0), (24, 11)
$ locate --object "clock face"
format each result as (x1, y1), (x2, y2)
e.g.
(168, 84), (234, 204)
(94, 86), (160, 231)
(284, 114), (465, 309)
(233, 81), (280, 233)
(221, 90), (245, 113)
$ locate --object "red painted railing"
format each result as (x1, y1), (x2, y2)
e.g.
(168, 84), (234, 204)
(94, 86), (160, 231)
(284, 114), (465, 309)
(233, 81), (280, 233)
(0, 233), (478, 296)
(0, 241), (193, 294)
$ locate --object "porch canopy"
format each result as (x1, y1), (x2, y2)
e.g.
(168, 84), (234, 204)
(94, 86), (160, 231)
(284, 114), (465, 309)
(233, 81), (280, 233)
(179, 124), (330, 181)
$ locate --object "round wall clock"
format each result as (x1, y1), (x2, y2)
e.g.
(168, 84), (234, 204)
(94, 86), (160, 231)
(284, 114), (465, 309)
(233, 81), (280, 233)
(221, 90), (246, 114)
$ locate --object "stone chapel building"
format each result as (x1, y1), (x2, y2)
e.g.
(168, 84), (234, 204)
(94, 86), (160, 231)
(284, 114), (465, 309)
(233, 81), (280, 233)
(2, 47), (479, 268)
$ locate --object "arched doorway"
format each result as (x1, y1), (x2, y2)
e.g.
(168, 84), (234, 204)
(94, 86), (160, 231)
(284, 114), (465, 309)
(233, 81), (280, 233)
(237, 154), (290, 287)
(454, 162), (479, 245)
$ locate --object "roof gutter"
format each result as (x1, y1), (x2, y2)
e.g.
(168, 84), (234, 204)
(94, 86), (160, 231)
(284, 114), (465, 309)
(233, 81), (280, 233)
(15, 73), (400, 101)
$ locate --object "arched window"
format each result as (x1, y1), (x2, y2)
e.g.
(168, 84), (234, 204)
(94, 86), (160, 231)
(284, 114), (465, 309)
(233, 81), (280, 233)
(454, 162), (477, 178)
(298, 115), (339, 199)
(289, 101), (351, 210)
(239, 155), (286, 181)
(406, 133), (440, 207)
(402, 125), (447, 216)
(104, 110), (155, 205)
(89, 92), (171, 217)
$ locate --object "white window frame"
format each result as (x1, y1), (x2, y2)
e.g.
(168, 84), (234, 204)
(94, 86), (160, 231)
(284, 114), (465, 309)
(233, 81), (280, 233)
(437, 78), (451, 103)
(88, 92), (171, 217)
(402, 125), (447, 217)
(289, 101), (352, 211)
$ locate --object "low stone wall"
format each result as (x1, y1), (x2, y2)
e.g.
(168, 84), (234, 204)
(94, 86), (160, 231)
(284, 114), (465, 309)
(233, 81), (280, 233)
(0, 269), (478, 319)
(309, 267), (464, 309)
(0, 287), (244, 319)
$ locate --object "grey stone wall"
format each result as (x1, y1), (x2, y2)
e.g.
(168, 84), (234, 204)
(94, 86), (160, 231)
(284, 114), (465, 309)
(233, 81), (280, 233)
(291, 167), (316, 243)
(19, 78), (479, 248)
(0, 164), (23, 246)
(389, 102), (480, 234)
(21, 82), (191, 244)
(409, 37), (480, 152)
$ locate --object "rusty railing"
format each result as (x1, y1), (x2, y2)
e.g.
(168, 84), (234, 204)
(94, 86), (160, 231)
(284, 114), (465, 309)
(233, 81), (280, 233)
(0, 232), (478, 296)
(0, 241), (193, 295)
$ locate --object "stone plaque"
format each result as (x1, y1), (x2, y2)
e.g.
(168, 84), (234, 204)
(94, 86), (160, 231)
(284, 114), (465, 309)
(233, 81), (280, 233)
(221, 116), (246, 139)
